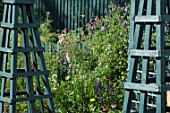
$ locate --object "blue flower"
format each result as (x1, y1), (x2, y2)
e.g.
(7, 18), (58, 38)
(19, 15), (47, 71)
(98, 80), (102, 90)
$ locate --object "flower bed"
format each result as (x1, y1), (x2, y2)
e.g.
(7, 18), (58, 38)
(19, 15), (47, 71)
(44, 4), (130, 113)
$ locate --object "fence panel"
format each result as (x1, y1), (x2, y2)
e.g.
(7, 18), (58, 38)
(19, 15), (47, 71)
(34, 0), (129, 31)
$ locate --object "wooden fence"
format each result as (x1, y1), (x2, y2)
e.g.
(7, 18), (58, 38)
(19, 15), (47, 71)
(34, 0), (129, 31)
(41, 42), (58, 53)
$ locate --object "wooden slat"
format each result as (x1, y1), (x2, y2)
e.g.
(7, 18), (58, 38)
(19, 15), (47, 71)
(0, 93), (54, 103)
(131, 49), (170, 57)
(8, 4), (17, 112)
(123, 0), (145, 112)
(135, 15), (170, 22)
(89, 0), (92, 20)
(139, 1), (153, 112)
(124, 82), (160, 92)
(1, 22), (40, 28)
(0, 47), (44, 53)
(77, 0), (80, 29)
(68, 0), (71, 31)
(75, 0), (78, 30)
(71, 0), (74, 30)
(4, 0), (34, 4)
(97, 0), (100, 17)
(0, 69), (49, 78)
(125, 83), (170, 93)
(155, 0), (166, 113)
(85, 0), (88, 23)
(131, 108), (156, 113)
(64, 0), (67, 29)
(130, 49), (161, 57)
(61, 0), (64, 30)
(81, 0), (84, 27)
(58, 0), (61, 30)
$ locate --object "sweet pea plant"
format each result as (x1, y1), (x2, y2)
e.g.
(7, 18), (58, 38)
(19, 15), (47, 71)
(44, 4), (130, 113)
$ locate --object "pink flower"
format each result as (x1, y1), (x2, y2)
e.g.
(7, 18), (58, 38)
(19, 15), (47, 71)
(90, 20), (93, 23)
(63, 28), (67, 33)
(94, 17), (99, 21)
(66, 52), (71, 63)
(86, 24), (91, 29)
(101, 25), (106, 30)
(91, 26), (95, 30)
(58, 34), (66, 44)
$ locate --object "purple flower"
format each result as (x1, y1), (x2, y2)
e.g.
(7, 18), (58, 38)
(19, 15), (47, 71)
(107, 12), (111, 16)
(121, 7), (125, 11)
(85, 97), (90, 101)
(94, 86), (98, 94)
(108, 84), (113, 89)
(119, 20), (123, 24)
(124, 23), (127, 27)
(119, 16), (123, 23)
(98, 80), (102, 90)
(118, 4), (120, 7)
(97, 94), (103, 104)
(108, 78), (111, 81)
(82, 91), (85, 97)
(114, 8), (117, 12)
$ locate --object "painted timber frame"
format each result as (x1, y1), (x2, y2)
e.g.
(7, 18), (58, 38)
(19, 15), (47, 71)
(0, 0), (55, 112)
(123, 0), (170, 113)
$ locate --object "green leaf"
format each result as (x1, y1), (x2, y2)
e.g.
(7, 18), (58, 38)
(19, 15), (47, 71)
(65, 75), (71, 81)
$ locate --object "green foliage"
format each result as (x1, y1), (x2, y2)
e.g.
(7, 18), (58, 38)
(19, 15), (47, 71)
(39, 12), (58, 43)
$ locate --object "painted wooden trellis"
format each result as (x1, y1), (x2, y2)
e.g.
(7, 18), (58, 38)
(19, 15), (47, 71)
(123, 0), (170, 113)
(0, 0), (55, 112)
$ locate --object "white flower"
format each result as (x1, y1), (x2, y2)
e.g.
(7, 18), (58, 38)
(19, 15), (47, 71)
(108, 44), (111, 50)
